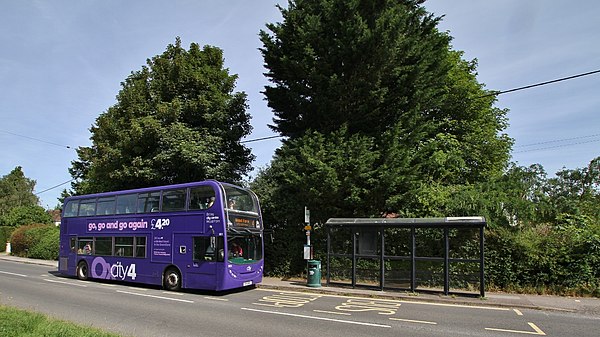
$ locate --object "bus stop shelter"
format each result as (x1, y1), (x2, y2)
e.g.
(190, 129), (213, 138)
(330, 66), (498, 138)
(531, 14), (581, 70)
(325, 217), (486, 297)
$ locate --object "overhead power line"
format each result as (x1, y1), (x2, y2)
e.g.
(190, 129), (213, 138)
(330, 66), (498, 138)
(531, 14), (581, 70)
(0, 129), (73, 150)
(478, 68), (600, 98)
(513, 138), (600, 154)
(241, 135), (281, 144)
(515, 133), (600, 148)
(35, 178), (75, 195)
(241, 69), (600, 144)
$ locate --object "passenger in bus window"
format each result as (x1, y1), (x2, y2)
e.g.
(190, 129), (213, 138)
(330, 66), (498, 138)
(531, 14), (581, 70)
(206, 197), (215, 209)
(83, 243), (92, 255)
(230, 242), (243, 257)
(228, 199), (236, 210)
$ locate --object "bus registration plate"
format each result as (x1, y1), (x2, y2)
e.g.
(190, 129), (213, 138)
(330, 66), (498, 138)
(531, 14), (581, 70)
(243, 281), (253, 286)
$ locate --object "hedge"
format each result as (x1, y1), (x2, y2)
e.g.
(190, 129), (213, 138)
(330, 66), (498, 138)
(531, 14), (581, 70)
(9, 224), (59, 260)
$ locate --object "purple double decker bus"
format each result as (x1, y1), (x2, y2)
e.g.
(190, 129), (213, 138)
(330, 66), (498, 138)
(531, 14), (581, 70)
(58, 180), (263, 291)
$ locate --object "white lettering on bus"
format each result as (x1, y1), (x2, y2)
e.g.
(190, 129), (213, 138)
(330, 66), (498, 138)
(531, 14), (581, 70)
(151, 218), (170, 230)
(91, 257), (137, 280)
(87, 220), (147, 232)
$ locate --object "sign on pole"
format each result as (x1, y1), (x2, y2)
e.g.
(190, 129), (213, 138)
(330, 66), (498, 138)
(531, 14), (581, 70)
(304, 207), (310, 224)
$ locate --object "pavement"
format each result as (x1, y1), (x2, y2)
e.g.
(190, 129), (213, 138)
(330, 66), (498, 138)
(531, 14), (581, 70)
(1, 253), (599, 316)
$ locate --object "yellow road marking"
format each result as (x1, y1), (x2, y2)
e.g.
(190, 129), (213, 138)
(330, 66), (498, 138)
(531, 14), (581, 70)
(241, 307), (391, 328)
(390, 317), (437, 325)
(514, 308), (524, 316)
(255, 288), (508, 311)
(486, 322), (546, 335)
(313, 310), (351, 316)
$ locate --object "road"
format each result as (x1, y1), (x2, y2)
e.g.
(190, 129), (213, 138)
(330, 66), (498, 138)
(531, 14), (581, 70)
(1, 260), (598, 337)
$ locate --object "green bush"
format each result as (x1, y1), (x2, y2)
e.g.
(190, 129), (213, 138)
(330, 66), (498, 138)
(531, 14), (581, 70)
(27, 226), (59, 260)
(9, 224), (57, 259)
(485, 217), (600, 296)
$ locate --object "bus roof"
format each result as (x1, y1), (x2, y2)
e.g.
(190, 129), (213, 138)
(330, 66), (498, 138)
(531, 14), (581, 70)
(64, 180), (241, 201)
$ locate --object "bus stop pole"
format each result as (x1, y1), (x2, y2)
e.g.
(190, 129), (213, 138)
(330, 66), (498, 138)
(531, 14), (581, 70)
(379, 226), (385, 291)
(352, 228), (357, 288)
(411, 226), (416, 292)
(327, 226), (331, 286)
(480, 225), (485, 298)
(444, 227), (450, 296)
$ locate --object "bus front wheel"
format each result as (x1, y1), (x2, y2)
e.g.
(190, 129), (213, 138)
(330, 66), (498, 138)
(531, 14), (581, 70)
(77, 261), (89, 281)
(163, 268), (181, 291)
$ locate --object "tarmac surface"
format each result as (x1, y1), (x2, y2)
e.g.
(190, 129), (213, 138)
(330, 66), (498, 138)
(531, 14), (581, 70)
(1, 253), (599, 316)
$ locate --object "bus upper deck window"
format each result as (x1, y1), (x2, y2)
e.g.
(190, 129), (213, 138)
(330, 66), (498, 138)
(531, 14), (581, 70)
(137, 192), (160, 213)
(116, 194), (137, 214)
(162, 189), (186, 212)
(96, 197), (116, 215)
(189, 186), (216, 210)
(78, 198), (97, 217)
(63, 200), (79, 217)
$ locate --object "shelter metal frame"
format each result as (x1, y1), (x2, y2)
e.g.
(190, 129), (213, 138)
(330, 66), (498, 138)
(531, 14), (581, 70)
(325, 217), (486, 297)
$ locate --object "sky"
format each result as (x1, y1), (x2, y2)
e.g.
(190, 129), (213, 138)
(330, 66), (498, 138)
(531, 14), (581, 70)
(1, 0), (599, 209)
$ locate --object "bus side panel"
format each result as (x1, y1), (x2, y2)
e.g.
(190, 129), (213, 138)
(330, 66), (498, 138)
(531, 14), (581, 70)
(151, 232), (173, 264)
(77, 255), (163, 286)
(173, 234), (220, 291)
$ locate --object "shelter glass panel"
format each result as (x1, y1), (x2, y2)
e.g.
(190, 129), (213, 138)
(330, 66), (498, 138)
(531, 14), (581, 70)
(449, 228), (480, 260)
(415, 228), (444, 257)
(449, 261), (481, 292)
(355, 257), (380, 287)
(328, 256), (352, 283)
(383, 228), (411, 257)
(328, 227), (353, 255)
(384, 259), (411, 289)
(415, 260), (444, 290)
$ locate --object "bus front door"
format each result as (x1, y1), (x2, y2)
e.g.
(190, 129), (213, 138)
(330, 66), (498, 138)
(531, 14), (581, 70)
(175, 235), (218, 289)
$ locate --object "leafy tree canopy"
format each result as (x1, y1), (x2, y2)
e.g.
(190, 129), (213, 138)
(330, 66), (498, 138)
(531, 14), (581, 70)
(70, 38), (254, 195)
(0, 167), (40, 217)
(258, 0), (512, 219)
(0, 205), (52, 227)
(260, 0), (452, 139)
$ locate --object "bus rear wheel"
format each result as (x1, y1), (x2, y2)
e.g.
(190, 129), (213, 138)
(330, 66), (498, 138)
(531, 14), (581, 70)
(163, 268), (181, 291)
(77, 261), (89, 281)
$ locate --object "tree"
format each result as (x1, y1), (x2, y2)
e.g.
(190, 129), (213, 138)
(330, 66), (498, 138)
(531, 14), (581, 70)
(260, 0), (452, 139)
(258, 0), (511, 215)
(1, 205), (52, 227)
(546, 156), (600, 219)
(255, 0), (513, 276)
(70, 38), (254, 195)
(0, 167), (40, 218)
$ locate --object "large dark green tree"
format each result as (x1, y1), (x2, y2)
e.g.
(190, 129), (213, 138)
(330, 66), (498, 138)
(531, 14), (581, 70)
(254, 0), (512, 275)
(70, 38), (254, 194)
(258, 0), (511, 214)
(260, 0), (451, 139)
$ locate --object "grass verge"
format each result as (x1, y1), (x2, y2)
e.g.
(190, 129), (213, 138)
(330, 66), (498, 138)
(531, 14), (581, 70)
(0, 305), (122, 337)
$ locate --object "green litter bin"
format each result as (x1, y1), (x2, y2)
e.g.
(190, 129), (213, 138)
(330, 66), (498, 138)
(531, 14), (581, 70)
(307, 260), (322, 287)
